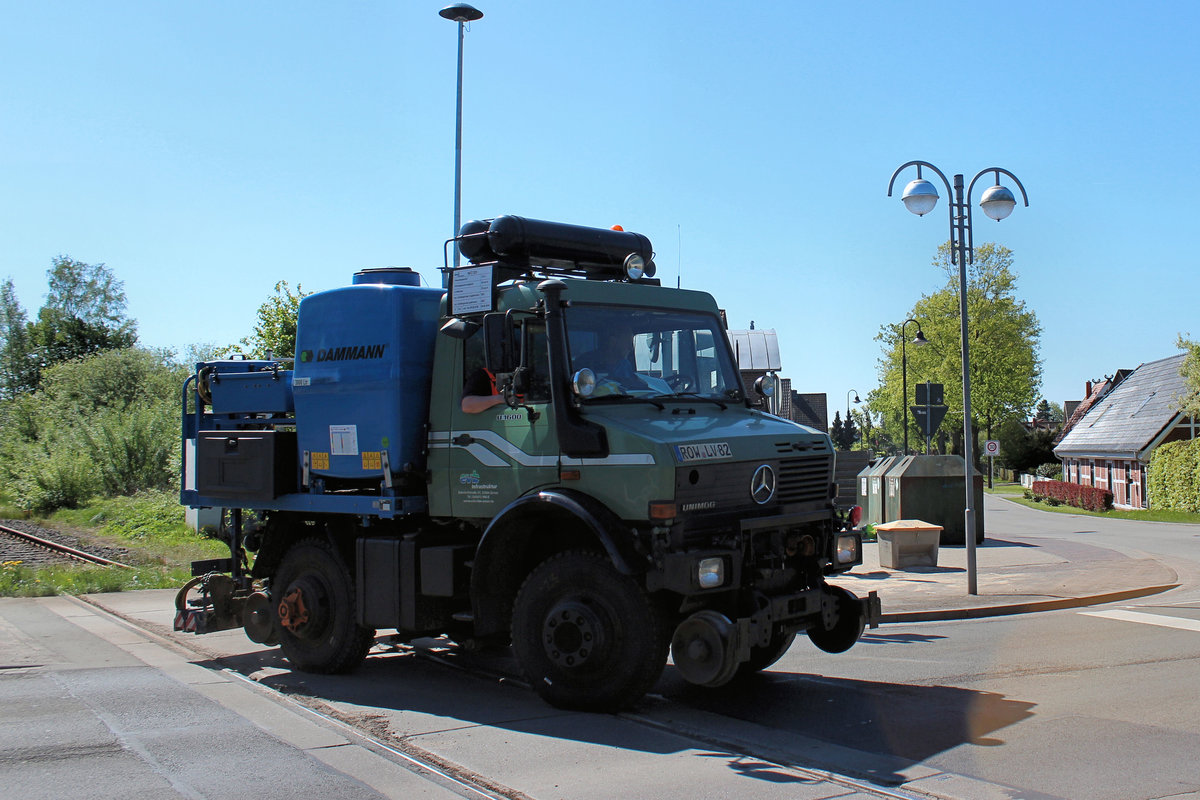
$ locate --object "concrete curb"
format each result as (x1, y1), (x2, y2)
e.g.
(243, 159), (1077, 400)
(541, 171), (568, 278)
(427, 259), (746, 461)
(880, 583), (1179, 624)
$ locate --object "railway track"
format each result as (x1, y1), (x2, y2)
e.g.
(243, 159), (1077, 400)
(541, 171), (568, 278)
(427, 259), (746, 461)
(0, 520), (133, 568)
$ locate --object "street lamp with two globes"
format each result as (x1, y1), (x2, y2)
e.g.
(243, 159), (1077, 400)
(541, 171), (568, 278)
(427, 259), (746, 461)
(887, 162), (1029, 595)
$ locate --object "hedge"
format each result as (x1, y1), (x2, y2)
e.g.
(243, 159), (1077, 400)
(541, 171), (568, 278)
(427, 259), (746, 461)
(1031, 479), (1114, 512)
(1147, 439), (1200, 513)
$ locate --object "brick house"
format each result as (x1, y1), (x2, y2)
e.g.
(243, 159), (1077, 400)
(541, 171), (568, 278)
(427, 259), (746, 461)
(1053, 354), (1198, 509)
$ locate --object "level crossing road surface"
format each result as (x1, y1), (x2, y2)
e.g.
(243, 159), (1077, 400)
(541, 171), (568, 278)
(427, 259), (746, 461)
(3, 494), (1199, 799)
(1, 592), (913, 800)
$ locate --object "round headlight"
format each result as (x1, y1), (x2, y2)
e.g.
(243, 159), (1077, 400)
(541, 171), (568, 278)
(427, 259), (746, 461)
(836, 534), (860, 564)
(697, 557), (725, 589)
(573, 368), (597, 397)
(754, 374), (776, 398)
(623, 253), (645, 280)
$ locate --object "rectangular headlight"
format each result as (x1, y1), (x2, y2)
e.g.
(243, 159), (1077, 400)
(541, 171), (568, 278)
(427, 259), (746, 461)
(697, 557), (725, 589)
(836, 534), (860, 565)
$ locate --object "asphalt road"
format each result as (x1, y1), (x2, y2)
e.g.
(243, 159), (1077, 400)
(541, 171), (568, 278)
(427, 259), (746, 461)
(655, 496), (1200, 799)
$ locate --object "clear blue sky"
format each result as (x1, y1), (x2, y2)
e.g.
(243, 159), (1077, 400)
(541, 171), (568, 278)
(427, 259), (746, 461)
(3, 1), (1196, 416)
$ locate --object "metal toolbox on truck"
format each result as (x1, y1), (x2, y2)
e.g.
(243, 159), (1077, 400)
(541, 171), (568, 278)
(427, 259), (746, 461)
(204, 360), (294, 415)
(196, 430), (297, 500)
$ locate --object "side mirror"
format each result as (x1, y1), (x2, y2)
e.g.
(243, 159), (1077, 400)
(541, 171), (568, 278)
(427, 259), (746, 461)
(483, 313), (514, 373)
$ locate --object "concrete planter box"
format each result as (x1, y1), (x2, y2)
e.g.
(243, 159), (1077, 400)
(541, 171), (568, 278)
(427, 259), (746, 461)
(875, 519), (942, 570)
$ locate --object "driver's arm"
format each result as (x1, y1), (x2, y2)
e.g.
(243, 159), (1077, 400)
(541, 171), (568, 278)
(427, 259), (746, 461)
(462, 393), (506, 413)
(461, 368), (507, 413)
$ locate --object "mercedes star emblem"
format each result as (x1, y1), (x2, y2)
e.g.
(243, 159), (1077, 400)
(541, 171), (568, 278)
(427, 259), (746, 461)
(750, 464), (776, 504)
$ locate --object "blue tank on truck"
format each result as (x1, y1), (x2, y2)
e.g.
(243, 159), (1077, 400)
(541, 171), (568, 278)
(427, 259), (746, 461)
(293, 267), (442, 484)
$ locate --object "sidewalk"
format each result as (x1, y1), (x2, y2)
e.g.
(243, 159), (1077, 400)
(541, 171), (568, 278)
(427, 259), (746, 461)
(833, 517), (1180, 624)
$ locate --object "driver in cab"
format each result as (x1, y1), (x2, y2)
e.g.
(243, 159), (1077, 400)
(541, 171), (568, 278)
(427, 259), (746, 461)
(574, 324), (650, 392)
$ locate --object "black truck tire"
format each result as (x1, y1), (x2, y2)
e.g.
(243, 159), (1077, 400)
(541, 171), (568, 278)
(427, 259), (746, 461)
(512, 550), (669, 712)
(273, 538), (375, 674)
(806, 585), (866, 654)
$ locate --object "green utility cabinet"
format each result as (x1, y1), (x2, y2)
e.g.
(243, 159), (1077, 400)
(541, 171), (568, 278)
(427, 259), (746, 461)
(856, 456), (898, 527)
(882, 455), (984, 545)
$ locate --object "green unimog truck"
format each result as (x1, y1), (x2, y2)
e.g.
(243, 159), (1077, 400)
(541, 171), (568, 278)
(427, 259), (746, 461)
(177, 215), (879, 711)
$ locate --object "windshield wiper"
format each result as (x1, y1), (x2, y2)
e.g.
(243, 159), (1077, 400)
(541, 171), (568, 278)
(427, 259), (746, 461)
(585, 394), (665, 410)
(656, 392), (728, 410)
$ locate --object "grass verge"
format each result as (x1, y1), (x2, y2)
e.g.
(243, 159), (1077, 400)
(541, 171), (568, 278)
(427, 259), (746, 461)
(992, 491), (1200, 524)
(1, 490), (226, 598)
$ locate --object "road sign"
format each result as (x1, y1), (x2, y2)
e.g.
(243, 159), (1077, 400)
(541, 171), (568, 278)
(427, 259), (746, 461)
(910, 404), (949, 437)
(984, 439), (1001, 457)
(915, 382), (944, 406)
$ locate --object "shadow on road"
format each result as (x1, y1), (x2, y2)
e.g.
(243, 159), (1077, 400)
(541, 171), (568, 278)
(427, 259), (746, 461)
(199, 636), (1036, 789)
(657, 667), (1037, 785)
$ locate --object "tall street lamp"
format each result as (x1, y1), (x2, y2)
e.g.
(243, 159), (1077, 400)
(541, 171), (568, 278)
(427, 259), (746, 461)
(846, 389), (860, 447)
(439, 3), (483, 281)
(887, 162), (1029, 595)
(900, 317), (928, 455)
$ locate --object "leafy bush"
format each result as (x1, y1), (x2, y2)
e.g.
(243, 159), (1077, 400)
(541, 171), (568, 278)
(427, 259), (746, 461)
(4, 431), (100, 512)
(0, 347), (184, 512)
(1147, 439), (1200, 513)
(1031, 479), (1113, 512)
(1035, 462), (1062, 479)
(84, 402), (179, 496)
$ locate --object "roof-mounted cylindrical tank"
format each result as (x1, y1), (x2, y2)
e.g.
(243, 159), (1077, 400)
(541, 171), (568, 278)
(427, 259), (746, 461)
(458, 215), (655, 278)
(353, 267), (421, 286)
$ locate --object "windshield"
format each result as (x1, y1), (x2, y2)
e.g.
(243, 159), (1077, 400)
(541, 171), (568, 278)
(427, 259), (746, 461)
(565, 305), (743, 402)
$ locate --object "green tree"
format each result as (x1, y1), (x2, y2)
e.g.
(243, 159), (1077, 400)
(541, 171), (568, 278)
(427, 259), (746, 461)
(1178, 334), (1200, 417)
(1032, 399), (1064, 426)
(27, 257), (137, 377)
(830, 411), (846, 449)
(996, 418), (1058, 473)
(222, 280), (310, 360)
(0, 278), (36, 398)
(851, 406), (894, 456)
(842, 410), (858, 449)
(869, 243), (1042, 463)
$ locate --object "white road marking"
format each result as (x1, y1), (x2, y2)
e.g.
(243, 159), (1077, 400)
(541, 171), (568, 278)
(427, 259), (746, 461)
(1080, 609), (1200, 632)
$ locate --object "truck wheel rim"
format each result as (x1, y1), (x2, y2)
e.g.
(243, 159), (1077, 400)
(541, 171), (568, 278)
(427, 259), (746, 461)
(542, 598), (606, 668)
(279, 576), (328, 636)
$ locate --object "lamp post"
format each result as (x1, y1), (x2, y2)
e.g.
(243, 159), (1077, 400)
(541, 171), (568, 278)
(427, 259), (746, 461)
(888, 162), (1029, 595)
(439, 3), (483, 281)
(845, 389), (860, 450)
(900, 318), (928, 455)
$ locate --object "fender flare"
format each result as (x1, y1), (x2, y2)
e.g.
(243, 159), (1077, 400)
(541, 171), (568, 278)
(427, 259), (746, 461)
(469, 489), (644, 638)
